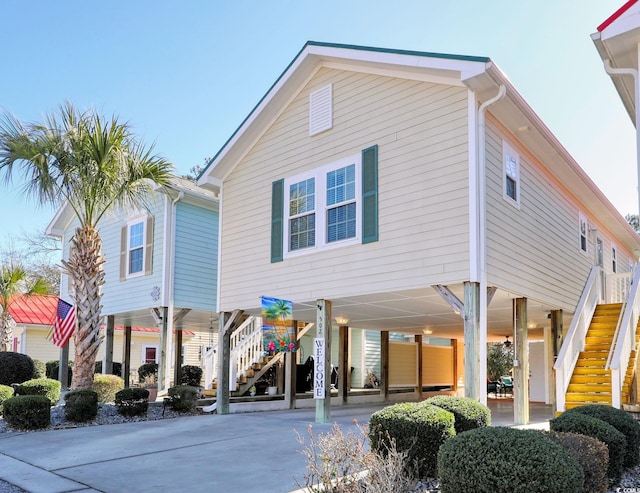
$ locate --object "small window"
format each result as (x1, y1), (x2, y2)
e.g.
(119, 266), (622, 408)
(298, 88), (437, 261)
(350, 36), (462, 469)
(579, 213), (588, 254)
(502, 141), (520, 207)
(143, 346), (158, 364)
(128, 221), (145, 275)
(612, 246), (617, 273)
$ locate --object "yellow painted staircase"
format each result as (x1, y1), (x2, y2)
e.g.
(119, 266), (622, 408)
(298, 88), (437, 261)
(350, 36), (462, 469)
(565, 303), (640, 410)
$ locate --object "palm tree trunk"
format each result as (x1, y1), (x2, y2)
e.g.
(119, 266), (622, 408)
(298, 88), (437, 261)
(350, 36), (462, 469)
(0, 310), (15, 351)
(63, 223), (105, 390)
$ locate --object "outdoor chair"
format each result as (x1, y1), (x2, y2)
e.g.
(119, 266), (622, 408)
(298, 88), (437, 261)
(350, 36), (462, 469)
(487, 379), (502, 396)
(500, 376), (513, 395)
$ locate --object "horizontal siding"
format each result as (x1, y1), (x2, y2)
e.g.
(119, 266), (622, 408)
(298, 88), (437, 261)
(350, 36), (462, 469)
(365, 330), (381, 379)
(220, 68), (470, 311)
(173, 202), (218, 310)
(484, 119), (632, 310)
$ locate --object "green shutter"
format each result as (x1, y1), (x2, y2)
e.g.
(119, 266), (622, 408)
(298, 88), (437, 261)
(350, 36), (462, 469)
(271, 179), (284, 262)
(362, 145), (378, 244)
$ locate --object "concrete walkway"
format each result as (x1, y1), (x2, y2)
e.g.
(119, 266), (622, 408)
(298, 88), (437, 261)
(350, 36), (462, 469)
(0, 401), (553, 493)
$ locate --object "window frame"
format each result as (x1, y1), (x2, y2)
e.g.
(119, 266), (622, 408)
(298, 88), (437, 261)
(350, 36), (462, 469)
(579, 213), (588, 255)
(142, 345), (159, 364)
(283, 153), (362, 258)
(502, 141), (520, 208)
(611, 244), (617, 273)
(126, 217), (147, 278)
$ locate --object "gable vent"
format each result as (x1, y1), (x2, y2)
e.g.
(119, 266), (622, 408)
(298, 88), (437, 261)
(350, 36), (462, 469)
(309, 84), (332, 136)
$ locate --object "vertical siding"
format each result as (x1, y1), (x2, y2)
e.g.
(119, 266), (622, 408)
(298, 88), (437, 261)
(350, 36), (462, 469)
(484, 119), (632, 310)
(173, 202), (218, 310)
(219, 68), (470, 310)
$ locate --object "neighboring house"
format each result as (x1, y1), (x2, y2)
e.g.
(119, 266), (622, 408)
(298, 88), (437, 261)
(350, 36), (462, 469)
(198, 41), (640, 422)
(46, 175), (219, 389)
(9, 293), (203, 383)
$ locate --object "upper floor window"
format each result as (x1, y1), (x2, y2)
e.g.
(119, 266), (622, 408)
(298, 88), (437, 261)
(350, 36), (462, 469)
(120, 215), (154, 280)
(128, 220), (145, 275)
(579, 213), (588, 254)
(612, 245), (617, 273)
(284, 154), (361, 257)
(502, 141), (520, 207)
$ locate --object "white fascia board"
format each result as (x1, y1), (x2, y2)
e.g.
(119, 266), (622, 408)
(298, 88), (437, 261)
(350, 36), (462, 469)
(45, 201), (72, 237)
(600, 9), (640, 42)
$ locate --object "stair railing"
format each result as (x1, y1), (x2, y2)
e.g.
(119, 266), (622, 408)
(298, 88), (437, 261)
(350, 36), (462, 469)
(607, 265), (640, 408)
(554, 266), (602, 412)
(201, 315), (263, 390)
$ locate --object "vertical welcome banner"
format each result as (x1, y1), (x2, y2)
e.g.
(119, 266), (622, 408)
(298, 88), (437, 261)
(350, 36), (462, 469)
(261, 296), (295, 353)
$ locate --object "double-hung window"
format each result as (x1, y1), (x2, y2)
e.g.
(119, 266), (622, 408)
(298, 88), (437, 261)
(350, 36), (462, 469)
(128, 221), (145, 275)
(502, 141), (520, 207)
(579, 213), (588, 254)
(284, 154), (361, 256)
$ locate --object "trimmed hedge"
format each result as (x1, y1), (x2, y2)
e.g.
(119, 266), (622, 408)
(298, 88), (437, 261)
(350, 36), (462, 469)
(425, 395), (491, 433)
(0, 384), (14, 414)
(550, 410), (627, 481)
(166, 385), (199, 412)
(91, 374), (124, 403)
(115, 387), (149, 416)
(15, 378), (61, 405)
(64, 390), (99, 422)
(437, 427), (583, 493)
(547, 431), (609, 493)
(46, 360), (73, 386)
(369, 402), (455, 478)
(180, 365), (203, 387)
(137, 363), (158, 383)
(568, 404), (640, 468)
(2, 395), (51, 430)
(94, 361), (123, 377)
(0, 352), (35, 385)
(32, 359), (46, 379)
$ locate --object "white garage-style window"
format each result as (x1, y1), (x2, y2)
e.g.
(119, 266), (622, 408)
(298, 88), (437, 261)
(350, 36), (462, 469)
(284, 153), (361, 257)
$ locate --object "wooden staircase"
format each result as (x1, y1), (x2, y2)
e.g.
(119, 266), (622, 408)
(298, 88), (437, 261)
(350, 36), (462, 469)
(564, 303), (640, 410)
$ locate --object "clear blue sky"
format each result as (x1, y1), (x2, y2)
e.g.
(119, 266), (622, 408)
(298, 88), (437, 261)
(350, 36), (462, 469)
(0, 1), (636, 248)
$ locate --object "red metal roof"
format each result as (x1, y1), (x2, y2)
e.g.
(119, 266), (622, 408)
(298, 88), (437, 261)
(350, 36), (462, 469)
(8, 294), (194, 335)
(598, 0), (638, 32)
(7, 294), (57, 326)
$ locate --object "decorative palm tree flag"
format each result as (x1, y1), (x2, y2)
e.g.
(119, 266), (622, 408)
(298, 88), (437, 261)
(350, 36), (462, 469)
(261, 296), (295, 353)
(52, 299), (76, 348)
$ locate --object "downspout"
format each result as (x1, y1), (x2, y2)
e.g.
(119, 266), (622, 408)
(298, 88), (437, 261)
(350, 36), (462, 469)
(477, 84), (506, 404)
(604, 59), (640, 217)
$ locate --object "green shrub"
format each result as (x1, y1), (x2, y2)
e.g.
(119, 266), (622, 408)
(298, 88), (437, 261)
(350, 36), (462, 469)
(91, 374), (124, 403)
(137, 363), (158, 383)
(437, 427), (583, 493)
(425, 395), (491, 433)
(547, 431), (608, 493)
(369, 402), (455, 478)
(2, 395), (51, 430)
(0, 384), (14, 414)
(180, 365), (203, 387)
(166, 385), (199, 412)
(550, 410), (626, 480)
(568, 404), (640, 468)
(115, 387), (149, 416)
(45, 360), (73, 386)
(15, 378), (61, 405)
(0, 352), (35, 385)
(94, 361), (123, 377)
(32, 359), (46, 379)
(64, 390), (98, 422)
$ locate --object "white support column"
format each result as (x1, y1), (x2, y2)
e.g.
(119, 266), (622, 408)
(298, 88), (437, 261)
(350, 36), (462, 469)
(315, 300), (332, 423)
(464, 282), (480, 400)
(514, 298), (529, 425)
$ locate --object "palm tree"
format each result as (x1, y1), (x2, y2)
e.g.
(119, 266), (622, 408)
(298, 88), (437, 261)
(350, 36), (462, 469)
(0, 263), (49, 351)
(0, 103), (173, 389)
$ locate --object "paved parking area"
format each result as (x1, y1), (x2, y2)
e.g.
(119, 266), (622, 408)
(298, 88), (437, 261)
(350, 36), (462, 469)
(0, 401), (553, 493)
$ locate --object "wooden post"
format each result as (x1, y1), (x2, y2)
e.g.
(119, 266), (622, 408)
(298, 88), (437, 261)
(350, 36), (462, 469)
(157, 307), (169, 391)
(123, 325), (132, 388)
(174, 328), (183, 386)
(381, 331), (389, 401)
(218, 312), (231, 415)
(285, 321), (298, 409)
(338, 325), (349, 404)
(415, 334), (423, 401)
(451, 339), (458, 393)
(315, 300), (332, 423)
(464, 282), (480, 400)
(104, 315), (114, 375)
(514, 297), (529, 425)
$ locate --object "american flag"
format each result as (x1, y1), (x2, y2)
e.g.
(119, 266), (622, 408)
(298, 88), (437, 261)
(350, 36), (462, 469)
(52, 299), (75, 348)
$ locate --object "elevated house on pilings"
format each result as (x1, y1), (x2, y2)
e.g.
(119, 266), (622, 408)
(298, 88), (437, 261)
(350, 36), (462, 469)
(198, 41), (640, 424)
(47, 175), (219, 392)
